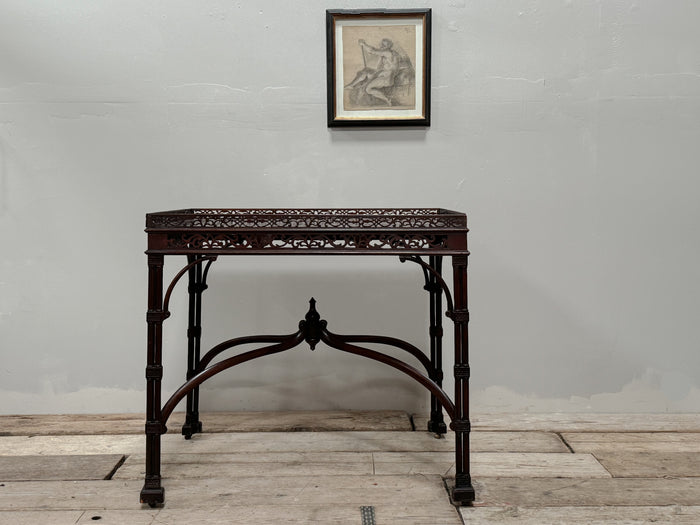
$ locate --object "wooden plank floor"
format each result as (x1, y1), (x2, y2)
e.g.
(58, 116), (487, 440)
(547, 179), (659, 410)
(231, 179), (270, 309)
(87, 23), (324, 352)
(0, 410), (412, 436)
(1, 411), (699, 524)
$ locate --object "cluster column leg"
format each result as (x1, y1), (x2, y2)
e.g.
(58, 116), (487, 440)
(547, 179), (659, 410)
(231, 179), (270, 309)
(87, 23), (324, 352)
(140, 254), (167, 506)
(450, 254), (476, 504)
(182, 255), (206, 439)
(426, 255), (447, 435)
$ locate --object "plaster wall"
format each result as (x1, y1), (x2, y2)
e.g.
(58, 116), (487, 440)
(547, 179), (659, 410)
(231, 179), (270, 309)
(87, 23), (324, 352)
(1, 0), (699, 415)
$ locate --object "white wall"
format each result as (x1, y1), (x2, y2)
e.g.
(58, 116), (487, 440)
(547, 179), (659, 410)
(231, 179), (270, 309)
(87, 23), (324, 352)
(1, 0), (699, 415)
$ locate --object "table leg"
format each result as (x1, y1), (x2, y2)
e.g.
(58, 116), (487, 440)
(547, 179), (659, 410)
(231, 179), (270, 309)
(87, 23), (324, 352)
(140, 254), (166, 506)
(427, 255), (447, 435)
(183, 255), (206, 439)
(450, 254), (475, 504)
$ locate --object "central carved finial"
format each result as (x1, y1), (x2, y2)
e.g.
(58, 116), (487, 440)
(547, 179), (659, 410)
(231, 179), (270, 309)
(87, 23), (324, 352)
(307, 297), (318, 317)
(299, 297), (326, 350)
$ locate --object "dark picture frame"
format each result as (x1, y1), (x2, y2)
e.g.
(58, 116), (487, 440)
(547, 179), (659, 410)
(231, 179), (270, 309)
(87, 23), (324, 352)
(326, 9), (432, 127)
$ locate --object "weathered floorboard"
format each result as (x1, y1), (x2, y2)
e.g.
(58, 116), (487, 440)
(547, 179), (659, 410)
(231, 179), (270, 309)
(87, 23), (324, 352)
(114, 452), (374, 479)
(416, 413), (700, 432)
(471, 477), (700, 507)
(33, 506), (463, 525)
(374, 452), (609, 478)
(0, 411), (411, 436)
(460, 505), (700, 524)
(6, 412), (700, 435)
(115, 451), (606, 480)
(74, 510), (160, 524)
(470, 413), (700, 432)
(126, 451), (373, 465)
(20, 411), (698, 436)
(0, 501), (462, 525)
(473, 431), (569, 453)
(467, 453), (610, 479)
(562, 432), (700, 453)
(0, 475), (452, 510)
(0, 511), (85, 525)
(0, 430), (566, 456)
(0, 454), (124, 481)
(153, 505), (462, 525)
(593, 452), (700, 478)
(0, 435), (145, 456)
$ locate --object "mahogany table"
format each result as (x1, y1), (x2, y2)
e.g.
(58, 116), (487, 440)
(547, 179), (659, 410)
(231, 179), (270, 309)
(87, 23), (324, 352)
(140, 208), (475, 506)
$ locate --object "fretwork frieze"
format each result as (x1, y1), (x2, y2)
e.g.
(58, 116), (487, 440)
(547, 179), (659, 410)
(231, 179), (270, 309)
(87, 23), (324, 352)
(164, 232), (449, 252)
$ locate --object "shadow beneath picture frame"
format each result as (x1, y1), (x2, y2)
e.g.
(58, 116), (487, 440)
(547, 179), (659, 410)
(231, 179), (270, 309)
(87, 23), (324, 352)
(328, 127), (428, 143)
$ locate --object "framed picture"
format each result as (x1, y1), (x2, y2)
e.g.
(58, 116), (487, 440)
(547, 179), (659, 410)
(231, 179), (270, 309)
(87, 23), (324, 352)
(326, 9), (431, 127)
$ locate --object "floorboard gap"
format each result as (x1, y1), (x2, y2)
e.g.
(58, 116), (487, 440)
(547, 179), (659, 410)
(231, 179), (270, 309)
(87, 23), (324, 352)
(556, 432), (575, 453)
(104, 455), (127, 480)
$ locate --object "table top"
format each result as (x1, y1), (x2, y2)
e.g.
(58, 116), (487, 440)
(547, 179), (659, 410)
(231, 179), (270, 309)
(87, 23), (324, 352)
(146, 208), (468, 256)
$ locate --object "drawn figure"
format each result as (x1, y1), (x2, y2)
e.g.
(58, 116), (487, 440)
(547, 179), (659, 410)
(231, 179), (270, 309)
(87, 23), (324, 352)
(345, 37), (415, 108)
